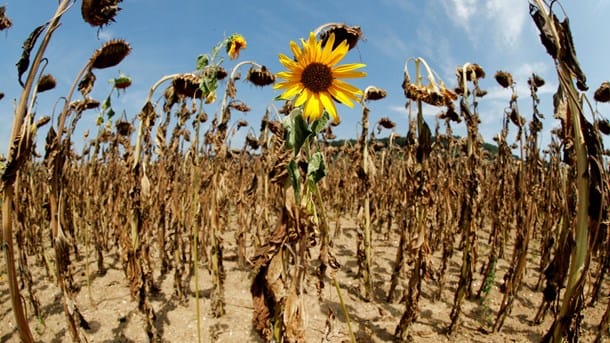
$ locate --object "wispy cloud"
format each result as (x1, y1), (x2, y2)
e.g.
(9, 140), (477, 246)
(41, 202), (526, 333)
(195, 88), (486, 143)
(441, 0), (526, 49)
(484, 0), (527, 47)
(448, 0), (478, 24)
(371, 28), (408, 60)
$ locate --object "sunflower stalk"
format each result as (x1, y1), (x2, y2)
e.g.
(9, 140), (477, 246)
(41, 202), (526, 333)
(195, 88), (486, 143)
(528, 1), (601, 341)
(1, 2), (72, 342)
(357, 105), (373, 301)
(493, 81), (535, 332)
(448, 63), (482, 334)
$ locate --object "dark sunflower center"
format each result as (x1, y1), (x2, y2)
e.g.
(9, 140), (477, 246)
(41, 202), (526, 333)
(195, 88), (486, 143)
(301, 62), (333, 93)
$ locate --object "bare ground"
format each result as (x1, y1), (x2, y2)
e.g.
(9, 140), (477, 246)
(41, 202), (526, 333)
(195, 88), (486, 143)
(1, 217), (608, 342)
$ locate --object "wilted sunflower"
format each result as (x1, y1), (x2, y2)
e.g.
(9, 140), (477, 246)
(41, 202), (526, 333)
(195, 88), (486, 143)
(274, 32), (366, 122)
(227, 34), (246, 60)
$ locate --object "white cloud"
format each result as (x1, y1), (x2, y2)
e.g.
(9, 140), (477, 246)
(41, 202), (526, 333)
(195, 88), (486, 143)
(440, 0), (527, 48)
(451, 0), (478, 24)
(484, 0), (527, 47)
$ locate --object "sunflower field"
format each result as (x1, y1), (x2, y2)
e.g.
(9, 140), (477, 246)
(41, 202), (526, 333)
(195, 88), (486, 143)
(1, 1), (610, 342)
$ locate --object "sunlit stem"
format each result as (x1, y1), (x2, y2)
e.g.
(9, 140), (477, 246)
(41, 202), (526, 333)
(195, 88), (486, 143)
(1, 2), (72, 342)
(133, 73), (182, 169)
(552, 69), (590, 343)
(187, 116), (203, 342)
(218, 61), (262, 140)
(333, 276), (356, 343)
(313, 22), (344, 36)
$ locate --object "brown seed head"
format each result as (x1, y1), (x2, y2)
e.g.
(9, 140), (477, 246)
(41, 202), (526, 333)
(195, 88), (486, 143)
(172, 74), (203, 99)
(37, 74), (56, 93)
(81, 0), (122, 27)
(320, 24), (363, 50)
(459, 63), (486, 81)
(70, 98), (100, 112)
(0, 5), (12, 31)
(216, 66), (228, 80)
(236, 120), (249, 130)
(594, 81), (610, 103)
(90, 39), (131, 69)
(364, 86), (387, 101)
(246, 132), (260, 150)
(597, 119), (610, 135)
(115, 120), (133, 136)
(247, 65), (275, 87)
(229, 100), (251, 112)
(494, 71), (513, 88)
(528, 74), (546, 89)
(378, 117), (395, 129)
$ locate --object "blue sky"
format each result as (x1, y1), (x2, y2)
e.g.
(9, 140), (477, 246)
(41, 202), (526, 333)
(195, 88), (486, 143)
(1, 0), (609, 156)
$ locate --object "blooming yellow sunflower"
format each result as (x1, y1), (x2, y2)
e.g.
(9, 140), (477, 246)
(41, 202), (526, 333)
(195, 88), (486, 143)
(274, 32), (366, 122)
(226, 34), (246, 60)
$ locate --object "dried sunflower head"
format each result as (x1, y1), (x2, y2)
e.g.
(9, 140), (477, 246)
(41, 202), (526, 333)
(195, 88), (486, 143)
(594, 81), (610, 103)
(378, 117), (395, 129)
(247, 65), (275, 87)
(464, 63), (485, 81)
(403, 57), (455, 107)
(364, 86), (387, 101)
(90, 39), (131, 69)
(81, 0), (122, 27)
(494, 71), (513, 88)
(215, 66), (228, 80)
(115, 120), (133, 136)
(528, 73), (545, 88)
(37, 74), (56, 93)
(172, 73), (203, 99)
(0, 5), (12, 31)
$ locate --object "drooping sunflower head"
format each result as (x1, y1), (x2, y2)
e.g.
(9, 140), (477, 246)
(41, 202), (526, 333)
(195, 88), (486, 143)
(274, 32), (366, 123)
(226, 34), (247, 60)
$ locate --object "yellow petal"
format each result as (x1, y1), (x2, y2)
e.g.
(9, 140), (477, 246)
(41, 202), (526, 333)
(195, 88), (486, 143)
(276, 71), (300, 81)
(279, 54), (298, 70)
(290, 40), (302, 60)
(319, 92), (338, 122)
(280, 83), (303, 99)
(327, 40), (349, 66)
(333, 63), (366, 77)
(294, 88), (311, 107)
(333, 79), (363, 97)
(304, 93), (323, 121)
(328, 86), (355, 108)
(320, 33), (335, 64)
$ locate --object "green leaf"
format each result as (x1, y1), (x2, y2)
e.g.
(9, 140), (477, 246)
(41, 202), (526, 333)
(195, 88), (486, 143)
(310, 111), (330, 135)
(288, 159), (301, 203)
(102, 96), (111, 111)
(196, 54), (209, 70)
(107, 108), (115, 119)
(282, 108), (312, 155)
(307, 151), (326, 185)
